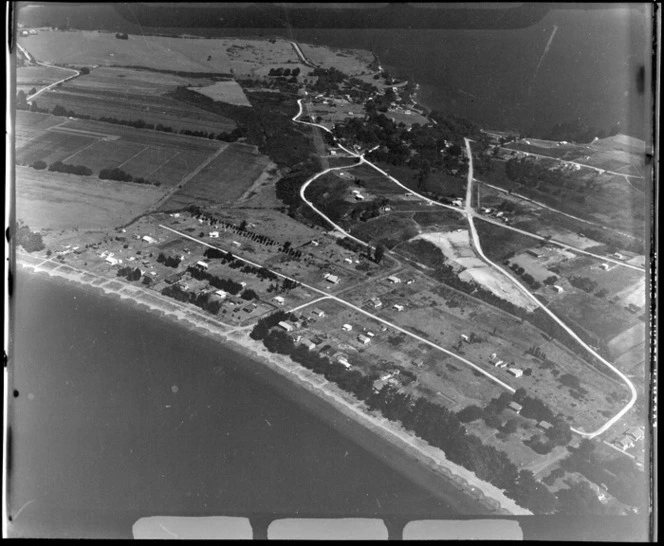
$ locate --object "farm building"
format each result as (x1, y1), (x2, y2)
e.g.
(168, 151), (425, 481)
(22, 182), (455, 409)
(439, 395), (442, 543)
(273, 296), (285, 305)
(142, 235), (157, 244)
(196, 261), (209, 270)
(214, 290), (228, 299)
(311, 308), (325, 317)
(537, 421), (553, 432)
(625, 427), (645, 442)
(526, 249), (544, 258)
(387, 275), (402, 283)
(508, 402), (523, 414)
(507, 368), (524, 378)
(278, 321), (294, 332)
(614, 437), (634, 451)
(342, 323), (353, 332)
(357, 334), (371, 345)
(324, 273), (340, 284)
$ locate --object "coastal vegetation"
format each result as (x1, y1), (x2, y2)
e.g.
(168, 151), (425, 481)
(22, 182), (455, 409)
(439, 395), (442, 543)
(14, 222), (45, 253)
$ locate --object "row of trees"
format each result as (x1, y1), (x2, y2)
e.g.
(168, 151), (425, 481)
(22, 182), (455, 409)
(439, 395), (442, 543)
(117, 266), (142, 281)
(99, 167), (157, 186)
(161, 283), (223, 315)
(47, 160), (92, 176)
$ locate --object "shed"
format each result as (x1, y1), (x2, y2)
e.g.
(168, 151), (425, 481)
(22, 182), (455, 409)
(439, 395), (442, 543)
(342, 323), (353, 332)
(508, 402), (523, 413)
(311, 308), (325, 317)
(537, 421), (553, 431)
(325, 274), (340, 284)
(393, 304), (404, 312)
(553, 285), (564, 293)
(358, 334), (371, 345)
(209, 231), (220, 238)
(196, 261), (209, 270)
(507, 368), (523, 378)
(387, 275), (401, 283)
(273, 296), (285, 305)
(142, 235), (156, 244)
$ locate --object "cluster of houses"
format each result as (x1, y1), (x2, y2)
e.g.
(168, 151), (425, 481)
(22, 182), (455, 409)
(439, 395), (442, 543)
(489, 352), (523, 378)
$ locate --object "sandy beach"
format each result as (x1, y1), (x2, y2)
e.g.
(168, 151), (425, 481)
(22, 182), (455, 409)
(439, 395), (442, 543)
(15, 253), (532, 516)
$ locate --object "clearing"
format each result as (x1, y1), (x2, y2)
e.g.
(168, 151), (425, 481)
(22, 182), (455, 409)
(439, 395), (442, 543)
(188, 80), (251, 107)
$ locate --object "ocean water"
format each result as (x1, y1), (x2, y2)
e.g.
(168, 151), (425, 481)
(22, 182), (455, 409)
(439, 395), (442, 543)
(15, 4), (651, 139)
(8, 271), (475, 538)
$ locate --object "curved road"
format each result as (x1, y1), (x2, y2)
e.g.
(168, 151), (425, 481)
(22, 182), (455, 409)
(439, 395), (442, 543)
(17, 43), (81, 102)
(292, 97), (637, 438)
(464, 139), (638, 438)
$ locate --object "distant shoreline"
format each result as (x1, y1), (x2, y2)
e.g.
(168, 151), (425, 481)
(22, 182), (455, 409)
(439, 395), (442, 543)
(16, 254), (531, 516)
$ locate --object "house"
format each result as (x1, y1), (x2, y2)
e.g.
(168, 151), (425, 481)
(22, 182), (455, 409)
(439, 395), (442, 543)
(452, 199), (463, 207)
(493, 360), (505, 367)
(142, 235), (156, 244)
(214, 290), (228, 299)
(372, 379), (388, 392)
(393, 304), (404, 312)
(358, 334), (371, 345)
(196, 261), (209, 270)
(336, 355), (351, 368)
(507, 368), (523, 378)
(300, 338), (317, 351)
(105, 256), (120, 266)
(366, 331), (375, 338)
(614, 437), (634, 451)
(278, 321), (294, 332)
(344, 258), (353, 264)
(369, 297), (383, 309)
(481, 207), (492, 214)
(324, 274), (340, 284)
(209, 231), (220, 238)
(508, 402), (523, 414)
(342, 323), (353, 332)
(625, 427), (645, 442)
(497, 362), (508, 368)
(406, 279), (415, 285)
(527, 249), (544, 258)
(599, 263), (610, 270)
(537, 421), (553, 431)
(413, 359), (424, 368)
(273, 296), (285, 305)
(387, 275), (401, 284)
(354, 194), (365, 201)
(311, 308), (325, 317)
(553, 285), (564, 293)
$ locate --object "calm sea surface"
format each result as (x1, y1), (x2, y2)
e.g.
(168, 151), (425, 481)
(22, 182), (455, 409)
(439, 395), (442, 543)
(9, 272), (471, 538)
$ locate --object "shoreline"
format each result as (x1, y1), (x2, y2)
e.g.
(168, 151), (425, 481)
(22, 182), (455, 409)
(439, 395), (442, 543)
(15, 255), (531, 516)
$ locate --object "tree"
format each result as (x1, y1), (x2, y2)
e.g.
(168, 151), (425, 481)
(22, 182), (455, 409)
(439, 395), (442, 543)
(456, 405), (484, 423)
(374, 243), (385, 264)
(80, 67), (90, 75)
(503, 418), (519, 434)
(32, 160), (47, 170)
(17, 90), (28, 109)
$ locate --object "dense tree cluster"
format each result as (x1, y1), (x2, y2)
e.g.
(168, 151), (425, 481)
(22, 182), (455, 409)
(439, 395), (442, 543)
(569, 276), (599, 293)
(31, 160), (47, 170)
(186, 265), (243, 295)
(99, 167), (157, 185)
(14, 222), (45, 252)
(47, 161), (92, 176)
(157, 252), (182, 268)
(161, 284), (223, 315)
(560, 439), (647, 510)
(117, 266), (142, 281)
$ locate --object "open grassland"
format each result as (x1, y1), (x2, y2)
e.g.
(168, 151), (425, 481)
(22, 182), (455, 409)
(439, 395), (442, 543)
(19, 30), (298, 75)
(34, 86), (236, 134)
(14, 111), (68, 147)
(16, 64), (74, 93)
(473, 219), (540, 261)
(161, 143), (272, 208)
(64, 66), (206, 95)
(15, 165), (166, 230)
(412, 210), (467, 230)
(188, 80), (251, 106)
(352, 213), (421, 247)
(298, 43), (374, 75)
